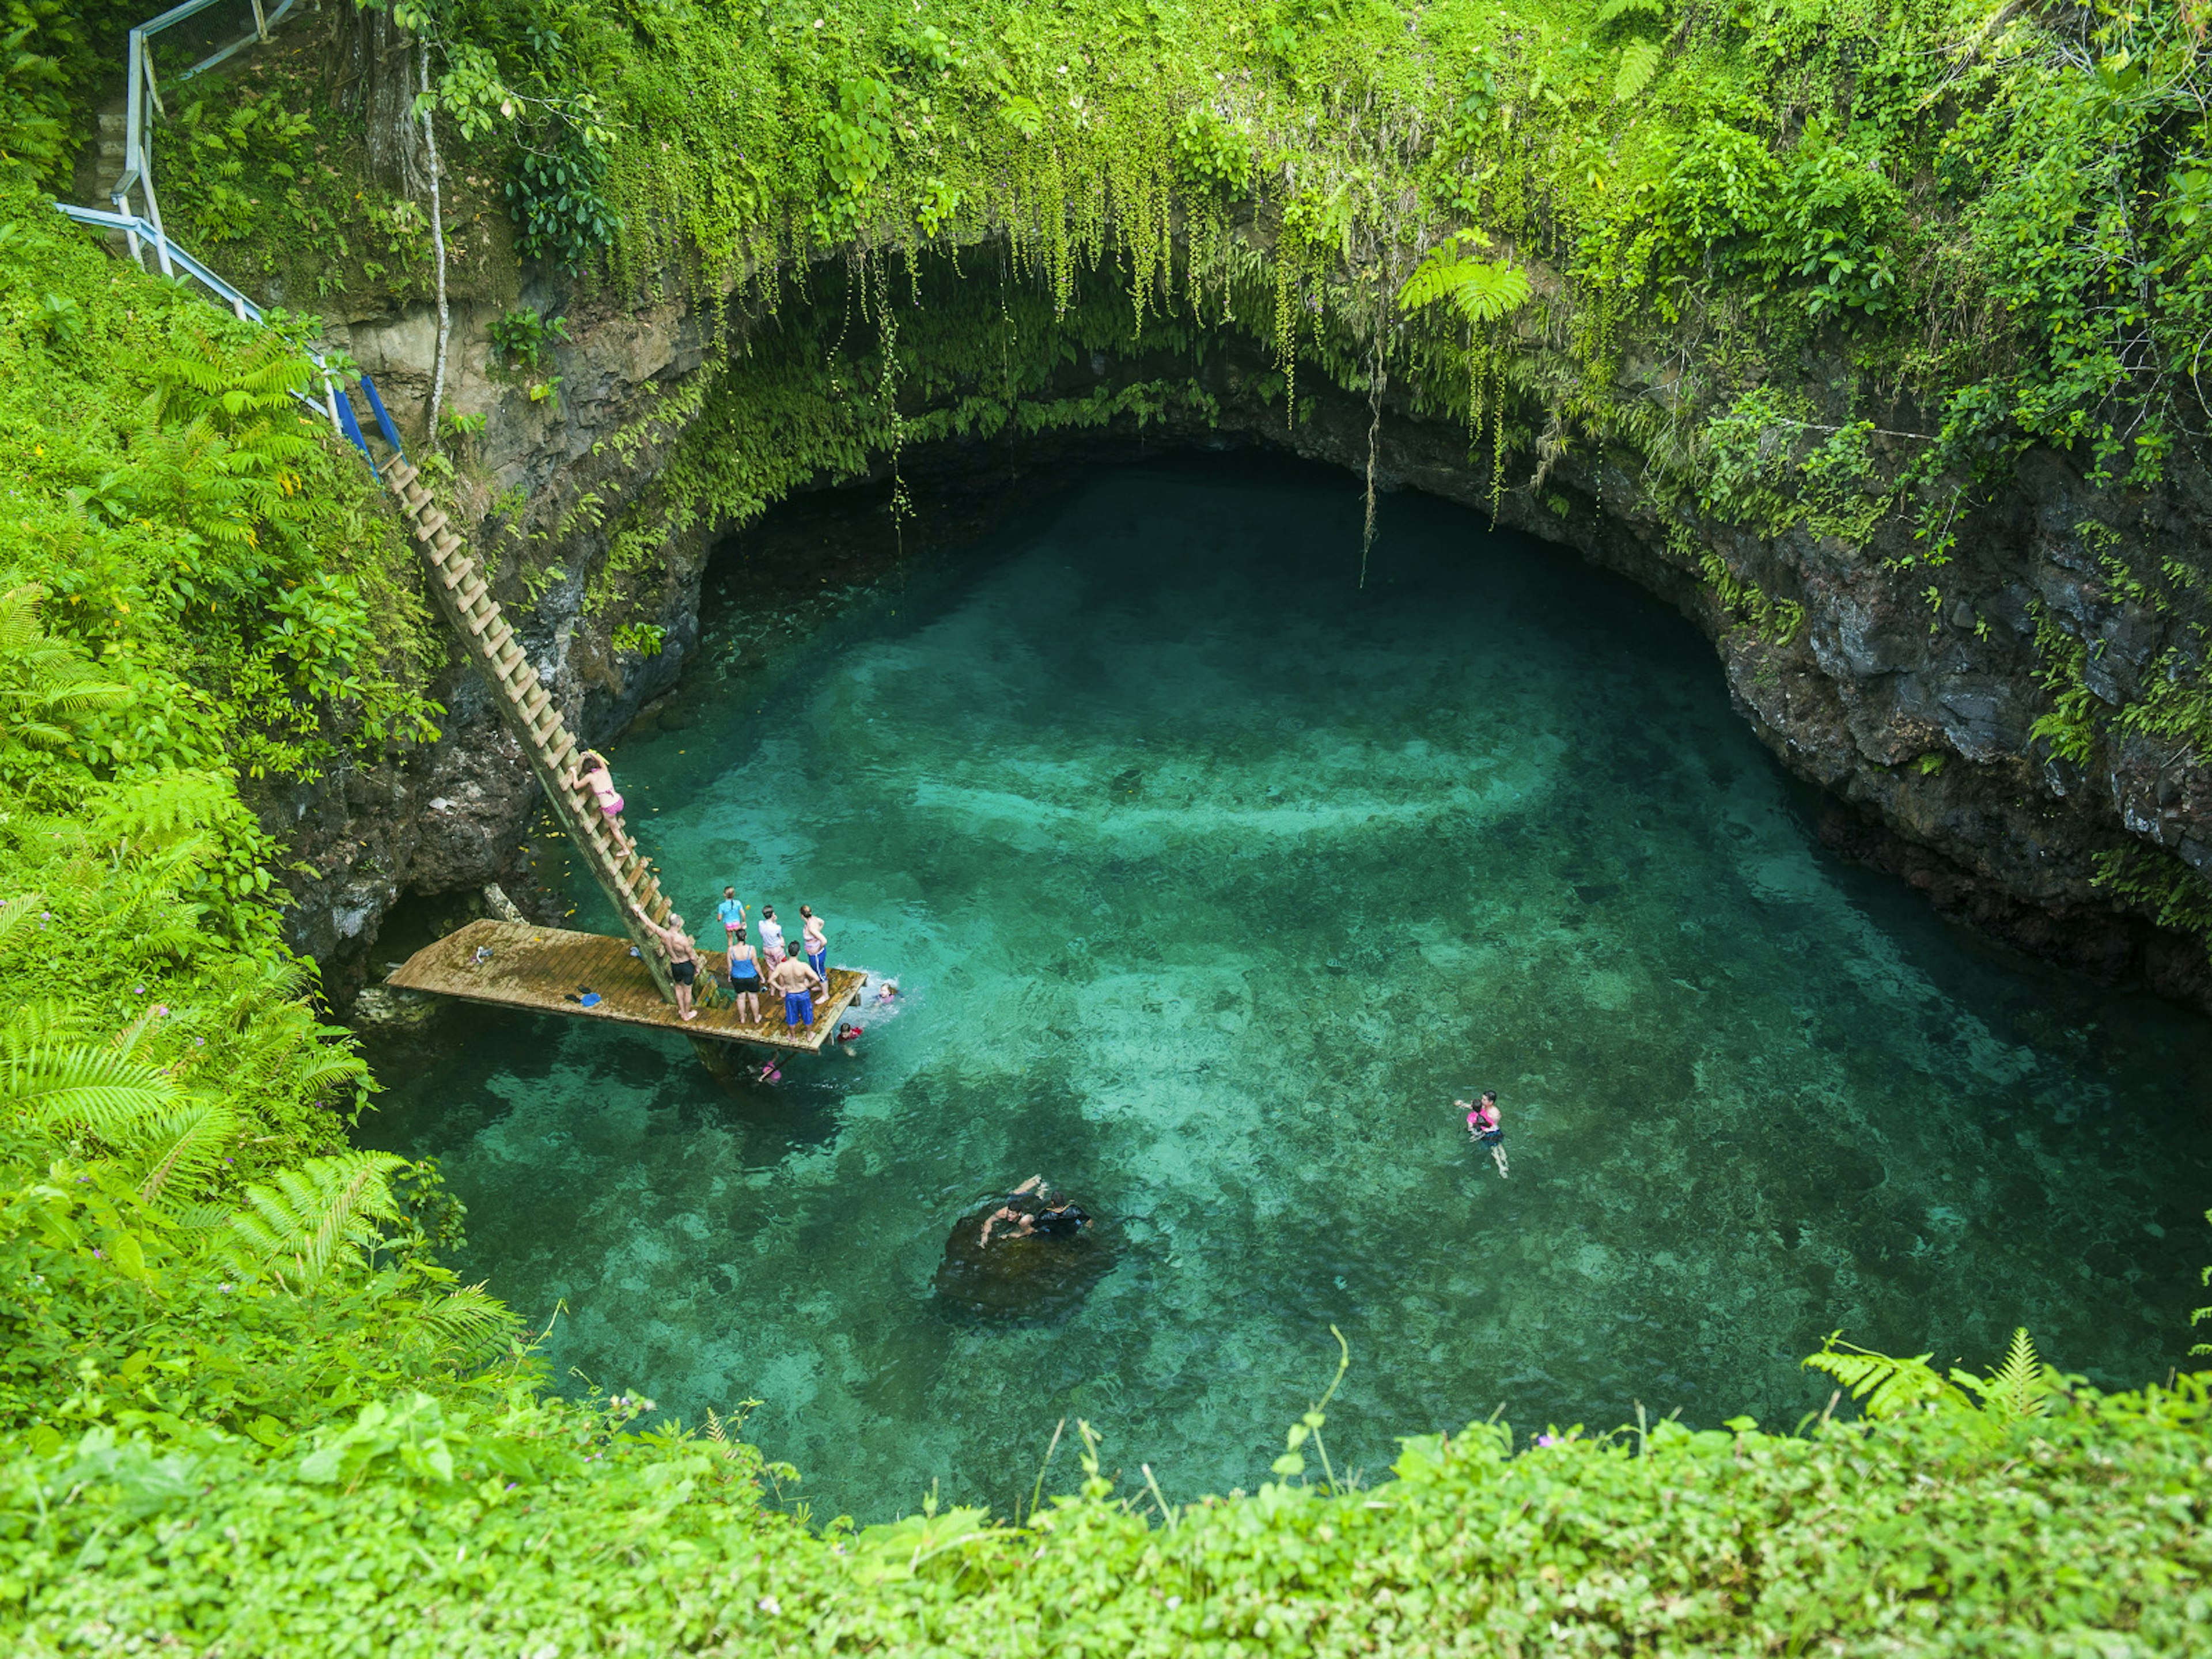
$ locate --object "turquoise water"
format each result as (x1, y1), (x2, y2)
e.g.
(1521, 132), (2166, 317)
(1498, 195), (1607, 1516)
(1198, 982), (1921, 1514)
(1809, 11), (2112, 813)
(361, 457), (2212, 1522)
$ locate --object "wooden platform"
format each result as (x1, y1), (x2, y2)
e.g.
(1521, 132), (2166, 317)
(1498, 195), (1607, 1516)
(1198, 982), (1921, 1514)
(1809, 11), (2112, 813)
(384, 919), (866, 1052)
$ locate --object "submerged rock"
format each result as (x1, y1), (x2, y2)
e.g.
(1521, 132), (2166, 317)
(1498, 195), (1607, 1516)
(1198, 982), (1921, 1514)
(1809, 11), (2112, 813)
(933, 1204), (1113, 1323)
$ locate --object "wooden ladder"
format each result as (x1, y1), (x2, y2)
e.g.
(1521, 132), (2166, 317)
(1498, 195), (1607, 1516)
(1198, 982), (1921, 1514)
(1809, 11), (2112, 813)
(384, 459), (679, 1005)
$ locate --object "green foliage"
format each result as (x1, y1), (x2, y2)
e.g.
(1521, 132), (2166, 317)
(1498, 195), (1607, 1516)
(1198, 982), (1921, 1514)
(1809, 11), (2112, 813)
(1396, 237), (1533, 325)
(488, 305), (569, 369)
(227, 1150), (408, 1290)
(7, 1331), (2212, 1652)
(1173, 106), (1256, 198)
(1803, 1327), (2064, 1422)
(509, 126), (619, 271)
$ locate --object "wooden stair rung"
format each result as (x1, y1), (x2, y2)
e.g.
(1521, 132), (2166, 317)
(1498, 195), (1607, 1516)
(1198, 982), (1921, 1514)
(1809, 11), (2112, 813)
(511, 665), (540, 698)
(456, 579), (486, 609)
(386, 460), (418, 491)
(413, 507), (450, 538)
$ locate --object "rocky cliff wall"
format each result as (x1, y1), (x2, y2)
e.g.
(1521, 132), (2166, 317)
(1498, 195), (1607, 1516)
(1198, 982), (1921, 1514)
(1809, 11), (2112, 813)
(282, 282), (2212, 1018)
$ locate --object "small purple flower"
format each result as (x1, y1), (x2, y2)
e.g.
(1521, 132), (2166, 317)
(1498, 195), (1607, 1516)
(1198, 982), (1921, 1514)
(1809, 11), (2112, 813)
(1535, 1434), (1558, 1448)
(218, 1283), (233, 1293)
(92, 1248), (103, 1259)
(134, 985), (146, 995)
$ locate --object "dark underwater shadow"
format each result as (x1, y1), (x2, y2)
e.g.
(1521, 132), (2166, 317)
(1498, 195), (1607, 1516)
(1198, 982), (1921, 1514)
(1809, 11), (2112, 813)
(931, 1203), (1122, 1328)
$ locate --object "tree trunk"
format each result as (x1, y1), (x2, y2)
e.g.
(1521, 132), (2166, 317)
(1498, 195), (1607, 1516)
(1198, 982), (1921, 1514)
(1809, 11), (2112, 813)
(331, 5), (430, 197)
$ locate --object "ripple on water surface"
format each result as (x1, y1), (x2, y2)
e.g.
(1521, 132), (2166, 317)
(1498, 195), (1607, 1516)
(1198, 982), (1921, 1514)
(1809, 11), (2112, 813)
(362, 457), (2212, 1522)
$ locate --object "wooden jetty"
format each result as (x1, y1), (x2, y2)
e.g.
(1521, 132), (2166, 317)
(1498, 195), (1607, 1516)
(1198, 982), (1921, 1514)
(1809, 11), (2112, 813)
(385, 919), (866, 1053)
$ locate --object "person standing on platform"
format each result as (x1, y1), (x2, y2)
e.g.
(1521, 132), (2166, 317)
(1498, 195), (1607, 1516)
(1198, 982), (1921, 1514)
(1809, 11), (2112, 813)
(768, 946), (825, 1031)
(716, 887), (747, 952)
(630, 903), (702, 1022)
(800, 904), (828, 986)
(725, 926), (764, 1023)
(758, 905), (786, 968)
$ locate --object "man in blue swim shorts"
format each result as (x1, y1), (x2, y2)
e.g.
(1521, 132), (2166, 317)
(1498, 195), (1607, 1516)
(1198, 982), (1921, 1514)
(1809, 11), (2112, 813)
(768, 946), (824, 1029)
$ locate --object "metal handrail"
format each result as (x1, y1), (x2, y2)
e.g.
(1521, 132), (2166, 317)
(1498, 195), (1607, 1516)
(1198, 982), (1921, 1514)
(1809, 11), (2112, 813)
(50, 203), (405, 472)
(109, 0), (298, 277)
(53, 2), (409, 472)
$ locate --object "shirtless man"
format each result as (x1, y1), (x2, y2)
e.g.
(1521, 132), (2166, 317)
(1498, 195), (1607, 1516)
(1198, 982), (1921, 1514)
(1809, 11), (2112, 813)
(630, 903), (702, 1022)
(767, 944), (825, 1031)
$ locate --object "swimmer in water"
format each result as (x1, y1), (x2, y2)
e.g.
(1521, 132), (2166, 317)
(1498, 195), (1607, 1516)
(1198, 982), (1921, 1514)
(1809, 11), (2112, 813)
(878, 977), (899, 1002)
(834, 1022), (862, 1044)
(1458, 1090), (1508, 1179)
(978, 1176), (1092, 1246)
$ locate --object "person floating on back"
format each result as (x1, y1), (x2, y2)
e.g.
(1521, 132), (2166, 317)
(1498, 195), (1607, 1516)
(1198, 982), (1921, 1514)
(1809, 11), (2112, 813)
(800, 904), (828, 985)
(630, 902), (702, 1022)
(1459, 1090), (1508, 1179)
(767, 940), (825, 1030)
(725, 925), (764, 1023)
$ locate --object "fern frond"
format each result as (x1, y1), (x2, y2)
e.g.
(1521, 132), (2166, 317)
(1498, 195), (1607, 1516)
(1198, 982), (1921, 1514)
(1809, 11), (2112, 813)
(1615, 39), (1662, 101)
(0, 893), (47, 952)
(1596, 0), (1667, 22)
(3, 1044), (177, 1142)
(1802, 1334), (1952, 1419)
(136, 1099), (238, 1209)
(92, 770), (251, 855)
(1952, 1327), (2052, 1418)
(1397, 245), (1533, 324)
(407, 1281), (521, 1368)
(0, 587), (128, 751)
(227, 1150), (406, 1288)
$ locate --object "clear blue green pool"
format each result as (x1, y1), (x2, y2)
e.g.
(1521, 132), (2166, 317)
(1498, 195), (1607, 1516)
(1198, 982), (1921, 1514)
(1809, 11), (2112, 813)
(361, 457), (2212, 1522)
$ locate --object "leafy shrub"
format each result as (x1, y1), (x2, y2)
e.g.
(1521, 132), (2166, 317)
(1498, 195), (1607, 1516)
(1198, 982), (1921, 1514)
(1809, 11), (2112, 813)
(508, 128), (619, 271)
(488, 306), (570, 370)
(1173, 107), (1255, 198)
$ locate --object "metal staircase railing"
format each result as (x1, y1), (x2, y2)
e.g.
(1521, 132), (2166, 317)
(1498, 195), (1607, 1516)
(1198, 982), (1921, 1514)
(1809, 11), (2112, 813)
(109, 0), (298, 278)
(382, 457), (679, 1000)
(54, 0), (398, 469)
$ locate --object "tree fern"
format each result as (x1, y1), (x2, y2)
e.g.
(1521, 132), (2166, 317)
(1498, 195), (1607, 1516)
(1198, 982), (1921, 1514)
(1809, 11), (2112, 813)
(228, 1151), (407, 1289)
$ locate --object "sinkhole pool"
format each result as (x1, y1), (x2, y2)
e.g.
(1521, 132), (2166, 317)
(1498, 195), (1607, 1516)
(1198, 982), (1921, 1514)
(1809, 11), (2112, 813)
(361, 456), (2212, 1522)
